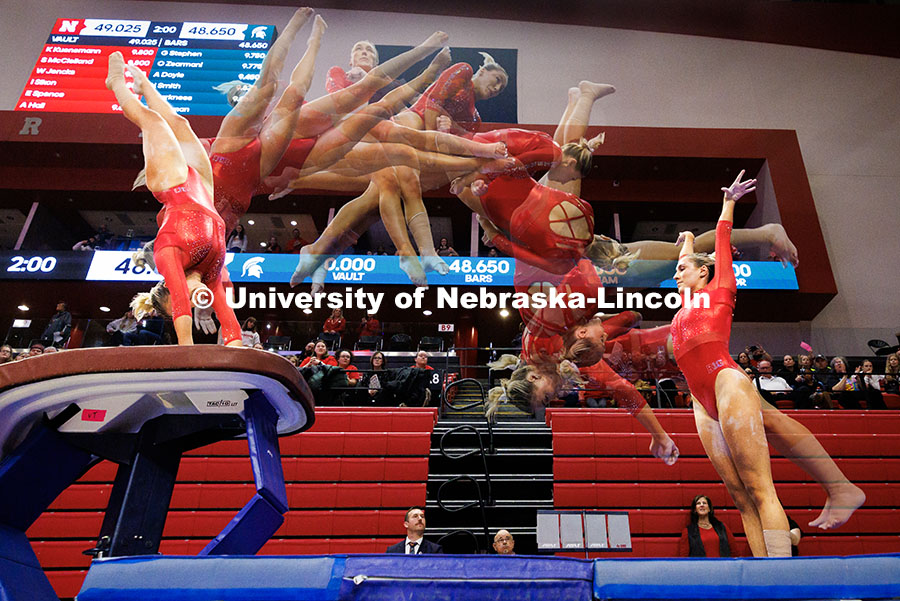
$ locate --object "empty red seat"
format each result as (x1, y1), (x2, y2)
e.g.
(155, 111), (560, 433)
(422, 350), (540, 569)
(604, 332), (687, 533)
(289, 483), (338, 508)
(27, 512), (103, 539)
(335, 483), (382, 507)
(385, 432), (431, 455)
(46, 571), (86, 599)
(380, 483), (427, 507)
(49, 484), (111, 510)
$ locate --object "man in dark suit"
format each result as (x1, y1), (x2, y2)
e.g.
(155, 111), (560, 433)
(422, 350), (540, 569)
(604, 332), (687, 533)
(385, 506), (443, 554)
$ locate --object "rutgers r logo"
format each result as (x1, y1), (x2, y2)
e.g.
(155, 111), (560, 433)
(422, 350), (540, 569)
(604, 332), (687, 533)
(19, 117), (42, 135)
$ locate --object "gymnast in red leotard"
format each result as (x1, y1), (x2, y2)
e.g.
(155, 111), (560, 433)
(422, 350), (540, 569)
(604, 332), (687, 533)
(671, 171), (790, 557)
(105, 52), (241, 347)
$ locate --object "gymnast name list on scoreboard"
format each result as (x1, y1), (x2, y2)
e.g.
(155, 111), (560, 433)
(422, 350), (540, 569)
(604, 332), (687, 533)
(16, 18), (276, 115)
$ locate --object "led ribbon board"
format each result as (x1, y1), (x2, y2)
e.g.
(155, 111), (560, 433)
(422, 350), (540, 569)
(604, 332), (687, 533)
(17, 18), (275, 115)
(73, 251), (799, 290)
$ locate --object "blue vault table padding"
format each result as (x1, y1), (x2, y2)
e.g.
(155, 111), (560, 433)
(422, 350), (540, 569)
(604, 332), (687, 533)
(77, 555), (346, 601)
(592, 554), (900, 600)
(338, 554), (594, 601)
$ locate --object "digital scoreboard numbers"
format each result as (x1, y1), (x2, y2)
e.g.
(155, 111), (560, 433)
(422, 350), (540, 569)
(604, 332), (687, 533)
(16, 18), (276, 115)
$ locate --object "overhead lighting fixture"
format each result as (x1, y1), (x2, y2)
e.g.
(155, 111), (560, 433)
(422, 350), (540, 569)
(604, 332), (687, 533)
(499, 309), (510, 317)
(247, 219), (255, 226)
(17, 305), (29, 312)
(99, 306), (111, 312)
(303, 308), (312, 314)
(266, 323), (271, 329)
(423, 310), (433, 316)
(260, 242), (267, 247)
(290, 220), (297, 226)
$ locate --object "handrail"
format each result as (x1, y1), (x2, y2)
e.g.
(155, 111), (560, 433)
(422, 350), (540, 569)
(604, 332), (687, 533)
(440, 378), (494, 452)
(434, 422), (494, 554)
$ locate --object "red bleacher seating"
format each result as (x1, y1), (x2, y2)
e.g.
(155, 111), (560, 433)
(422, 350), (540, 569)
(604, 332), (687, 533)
(30, 408), (437, 599)
(548, 408), (900, 557)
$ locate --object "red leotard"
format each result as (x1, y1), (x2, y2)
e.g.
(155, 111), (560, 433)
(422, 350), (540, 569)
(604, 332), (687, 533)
(473, 129), (562, 177)
(152, 167), (241, 345)
(579, 359), (647, 415)
(209, 137), (262, 233)
(670, 220), (739, 420)
(325, 66), (352, 94)
(484, 177), (594, 275)
(409, 63), (480, 134)
(258, 136), (318, 196)
(516, 260), (601, 338)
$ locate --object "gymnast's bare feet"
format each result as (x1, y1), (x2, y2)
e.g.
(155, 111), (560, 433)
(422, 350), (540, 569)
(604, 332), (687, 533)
(809, 483), (866, 530)
(578, 80), (616, 101)
(426, 47), (452, 77)
(399, 253), (428, 287)
(423, 31), (449, 49)
(105, 51), (128, 92)
(764, 223), (800, 267)
(126, 60), (150, 96)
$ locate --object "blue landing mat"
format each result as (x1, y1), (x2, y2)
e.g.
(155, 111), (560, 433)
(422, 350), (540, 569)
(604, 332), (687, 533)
(592, 554), (900, 600)
(75, 553), (900, 601)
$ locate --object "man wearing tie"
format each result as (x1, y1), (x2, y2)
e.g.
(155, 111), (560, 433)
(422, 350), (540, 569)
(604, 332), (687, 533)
(385, 506), (443, 554)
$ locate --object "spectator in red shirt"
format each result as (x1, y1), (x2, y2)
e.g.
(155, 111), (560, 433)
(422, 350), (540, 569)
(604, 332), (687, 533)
(287, 228), (308, 253)
(336, 349), (362, 386)
(323, 308), (346, 334)
(360, 313), (381, 337)
(678, 495), (738, 557)
(299, 340), (337, 367)
(413, 350), (434, 370)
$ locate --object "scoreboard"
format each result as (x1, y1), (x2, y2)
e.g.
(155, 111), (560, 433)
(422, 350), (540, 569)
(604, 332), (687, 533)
(16, 18), (276, 115)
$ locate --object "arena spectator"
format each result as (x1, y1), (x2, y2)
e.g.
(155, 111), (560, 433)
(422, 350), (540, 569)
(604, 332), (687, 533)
(884, 353), (900, 394)
(227, 225), (248, 253)
(745, 344), (772, 367)
(265, 235), (282, 253)
(436, 237), (458, 257)
(28, 342), (45, 356)
(106, 310), (138, 346)
(123, 313), (164, 346)
(753, 359), (792, 404)
(825, 356), (862, 409)
(72, 237), (97, 251)
(736, 351), (753, 372)
(856, 358), (887, 409)
(493, 529), (515, 555)
(300, 340), (316, 359)
(0, 344), (12, 364)
(797, 354), (812, 372)
(336, 349), (361, 387)
(42, 346), (59, 354)
(241, 317), (261, 348)
(811, 354), (832, 380)
(360, 312), (381, 337)
(678, 495), (738, 557)
(94, 224), (113, 248)
(286, 228), (307, 253)
(40, 301), (71, 348)
(413, 350), (434, 370)
(323, 308), (346, 335)
(777, 354), (798, 381)
(300, 340), (337, 367)
(792, 368), (829, 409)
(487, 248), (500, 257)
(385, 507), (443, 554)
(360, 351), (388, 405)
